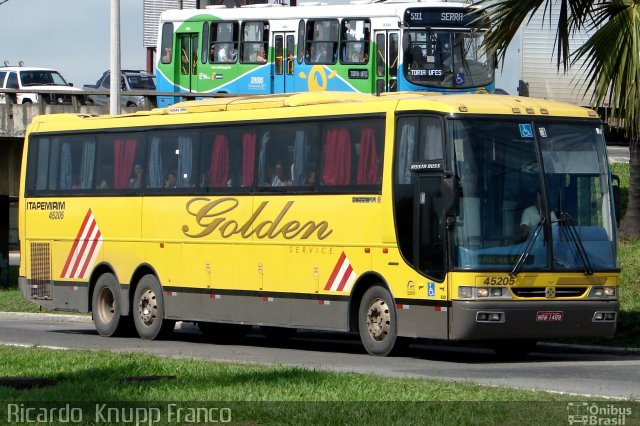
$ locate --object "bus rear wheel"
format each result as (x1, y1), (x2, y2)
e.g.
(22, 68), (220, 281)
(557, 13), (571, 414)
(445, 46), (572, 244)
(358, 286), (398, 356)
(92, 273), (128, 337)
(133, 275), (175, 340)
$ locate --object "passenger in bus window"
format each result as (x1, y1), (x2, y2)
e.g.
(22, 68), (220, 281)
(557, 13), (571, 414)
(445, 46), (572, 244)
(217, 43), (236, 63)
(271, 162), (289, 187)
(314, 44), (331, 62)
(305, 170), (317, 186)
(129, 164), (144, 188)
(209, 44), (216, 62)
(164, 172), (177, 188)
(162, 47), (172, 63)
(255, 46), (266, 63)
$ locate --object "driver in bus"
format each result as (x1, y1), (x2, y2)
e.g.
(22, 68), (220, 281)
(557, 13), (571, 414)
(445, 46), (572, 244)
(520, 191), (558, 238)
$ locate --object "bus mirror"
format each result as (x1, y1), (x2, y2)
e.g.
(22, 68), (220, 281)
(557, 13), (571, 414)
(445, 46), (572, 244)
(612, 174), (621, 224)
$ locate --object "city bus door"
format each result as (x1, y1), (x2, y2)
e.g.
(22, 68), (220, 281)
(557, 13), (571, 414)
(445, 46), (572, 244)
(415, 174), (447, 285)
(374, 30), (399, 94)
(273, 32), (295, 93)
(176, 33), (199, 102)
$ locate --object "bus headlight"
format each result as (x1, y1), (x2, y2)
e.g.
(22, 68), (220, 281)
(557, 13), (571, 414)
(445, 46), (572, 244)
(459, 286), (474, 299)
(588, 286), (617, 299)
(459, 287), (509, 300)
(477, 287), (504, 297)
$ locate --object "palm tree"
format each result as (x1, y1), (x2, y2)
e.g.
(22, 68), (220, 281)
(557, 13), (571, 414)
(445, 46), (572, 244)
(476, 0), (640, 239)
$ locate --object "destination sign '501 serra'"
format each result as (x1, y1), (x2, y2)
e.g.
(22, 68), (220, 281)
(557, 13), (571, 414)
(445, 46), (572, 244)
(181, 197), (333, 240)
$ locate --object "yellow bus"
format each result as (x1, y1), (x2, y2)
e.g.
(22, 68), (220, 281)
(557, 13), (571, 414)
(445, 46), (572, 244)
(19, 92), (619, 356)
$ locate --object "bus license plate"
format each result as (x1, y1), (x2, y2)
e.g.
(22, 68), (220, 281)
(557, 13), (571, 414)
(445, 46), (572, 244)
(536, 311), (563, 322)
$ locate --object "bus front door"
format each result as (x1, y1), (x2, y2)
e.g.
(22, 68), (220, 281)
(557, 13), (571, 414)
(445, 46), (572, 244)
(176, 33), (199, 102)
(414, 173), (448, 339)
(374, 31), (399, 94)
(273, 32), (295, 93)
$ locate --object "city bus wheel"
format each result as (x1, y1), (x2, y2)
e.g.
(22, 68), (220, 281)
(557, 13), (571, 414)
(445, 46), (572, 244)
(133, 275), (175, 340)
(92, 273), (127, 337)
(358, 286), (398, 356)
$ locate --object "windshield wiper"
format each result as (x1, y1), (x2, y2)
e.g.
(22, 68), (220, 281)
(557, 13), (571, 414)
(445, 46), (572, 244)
(558, 211), (593, 275)
(510, 218), (545, 277)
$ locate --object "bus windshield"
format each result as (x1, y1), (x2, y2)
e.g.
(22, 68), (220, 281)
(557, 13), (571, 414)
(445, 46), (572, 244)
(450, 118), (616, 272)
(404, 30), (493, 89)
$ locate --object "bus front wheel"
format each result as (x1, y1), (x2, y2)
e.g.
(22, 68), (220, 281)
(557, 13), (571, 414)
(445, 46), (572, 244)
(92, 273), (128, 336)
(133, 275), (175, 340)
(358, 286), (398, 356)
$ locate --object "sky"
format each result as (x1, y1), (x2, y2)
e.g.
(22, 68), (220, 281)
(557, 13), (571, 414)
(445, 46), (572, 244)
(2, 0), (144, 87)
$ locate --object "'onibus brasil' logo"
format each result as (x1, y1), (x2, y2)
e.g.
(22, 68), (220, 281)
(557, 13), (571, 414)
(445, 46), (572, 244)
(182, 197), (333, 240)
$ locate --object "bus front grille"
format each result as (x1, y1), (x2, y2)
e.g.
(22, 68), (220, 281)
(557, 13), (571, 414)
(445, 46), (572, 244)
(512, 287), (587, 298)
(30, 242), (52, 299)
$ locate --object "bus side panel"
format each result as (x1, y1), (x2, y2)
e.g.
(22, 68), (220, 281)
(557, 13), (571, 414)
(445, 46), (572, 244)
(371, 249), (449, 339)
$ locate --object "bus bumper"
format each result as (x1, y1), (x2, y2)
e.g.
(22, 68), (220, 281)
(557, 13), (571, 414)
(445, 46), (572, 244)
(449, 300), (619, 340)
(19, 277), (89, 312)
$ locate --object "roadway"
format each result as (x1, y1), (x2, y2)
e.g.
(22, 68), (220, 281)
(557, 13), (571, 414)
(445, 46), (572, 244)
(0, 312), (638, 400)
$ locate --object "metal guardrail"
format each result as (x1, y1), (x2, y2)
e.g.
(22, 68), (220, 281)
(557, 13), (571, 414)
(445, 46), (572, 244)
(0, 88), (234, 113)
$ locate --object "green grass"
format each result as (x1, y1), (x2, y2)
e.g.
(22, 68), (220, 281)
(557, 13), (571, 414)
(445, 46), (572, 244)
(0, 287), (51, 313)
(1, 346), (636, 425)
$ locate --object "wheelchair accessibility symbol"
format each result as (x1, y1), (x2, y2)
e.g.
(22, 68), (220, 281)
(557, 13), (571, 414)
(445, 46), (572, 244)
(455, 73), (465, 85)
(427, 282), (436, 297)
(519, 123), (534, 138)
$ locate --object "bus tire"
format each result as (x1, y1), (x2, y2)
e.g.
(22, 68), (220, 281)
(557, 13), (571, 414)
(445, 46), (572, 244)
(358, 286), (398, 356)
(92, 273), (127, 337)
(133, 274), (175, 340)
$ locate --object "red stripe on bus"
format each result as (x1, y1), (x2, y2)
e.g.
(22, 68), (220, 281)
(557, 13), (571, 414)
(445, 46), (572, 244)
(68, 219), (97, 278)
(77, 229), (102, 278)
(324, 251), (346, 290)
(61, 209), (93, 277)
(335, 263), (353, 292)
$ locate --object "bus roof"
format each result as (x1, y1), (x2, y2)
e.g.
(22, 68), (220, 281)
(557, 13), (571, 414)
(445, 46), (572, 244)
(27, 92), (598, 133)
(160, 1), (473, 22)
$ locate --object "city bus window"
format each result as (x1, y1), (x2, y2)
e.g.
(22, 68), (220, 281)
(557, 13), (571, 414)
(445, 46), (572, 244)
(306, 19), (339, 64)
(95, 134), (146, 191)
(297, 20), (305, 63)
(160, 22), (173, 64)
(340, 19), (370, 64)
(200, 128), (255, 191)
(321, 119), (384, 189)
(27, 136), (98, 193)
(257, 123), (321, 189)
(201, 22), (210, 64)
(241, 21), (268, 64)
(210, 22), (239, 64)
(146, 130), (198, 190)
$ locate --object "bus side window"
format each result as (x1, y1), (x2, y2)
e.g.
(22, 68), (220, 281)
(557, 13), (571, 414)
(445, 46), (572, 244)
(211, 22), (239, 64)
(146, 131), (197, 190)
(160, 22), (173, 64)
(241, 21), (268, 64)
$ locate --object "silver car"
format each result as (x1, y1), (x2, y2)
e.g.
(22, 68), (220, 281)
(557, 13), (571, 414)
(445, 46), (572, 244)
(84, 70), (156, 108)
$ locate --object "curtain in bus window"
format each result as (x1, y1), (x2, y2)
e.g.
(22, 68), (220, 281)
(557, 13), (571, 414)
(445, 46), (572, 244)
(60, 142), (72, 190)
(177, 136), (193, 188)
(209, 134), (229, 187)
(49, 138), (61, 190)
(148, 137), (163, 188)
(242, 132), (256, 187)
(397, 120), (417, 184)
(292, 130), (308, 185)
(357, 127), (378, 185)
(322, 128), (351, 185)
(113, 138), (137, 189)
(258, 131), (270, 186)
(420, 117), (443, 160)
(80, 139), (96, 189)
